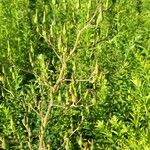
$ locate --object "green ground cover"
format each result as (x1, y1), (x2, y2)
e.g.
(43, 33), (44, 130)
(0, 0), (150, 149)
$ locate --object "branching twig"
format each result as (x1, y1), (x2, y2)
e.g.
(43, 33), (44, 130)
(22, 117), (33, 150)
(0, 85), (15, 97)
(58, 113), (84, 150)
(53, 63), (66, 92)
(38, 3), (102, 149)
(29, 104), (41, 117)
(67, 3), (102, 61)
(63, 78), (90, 82)
(47, 38), (63, 64)
(38, 63), (66, 150)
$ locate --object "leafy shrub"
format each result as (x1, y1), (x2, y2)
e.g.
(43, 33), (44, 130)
(0, 0), (150, 149)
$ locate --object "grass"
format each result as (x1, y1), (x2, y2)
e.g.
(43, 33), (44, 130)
(0, 0), (150, 149)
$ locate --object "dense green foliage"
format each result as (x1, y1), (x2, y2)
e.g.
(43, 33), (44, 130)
(0, 0), (150, 149)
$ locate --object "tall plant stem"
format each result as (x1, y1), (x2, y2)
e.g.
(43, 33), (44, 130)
(38, 63), (66, 150)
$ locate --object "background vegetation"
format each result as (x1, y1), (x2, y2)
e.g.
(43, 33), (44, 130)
(0, 0), (150, 149)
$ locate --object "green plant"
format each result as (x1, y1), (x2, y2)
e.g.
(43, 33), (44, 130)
(0, 0), (150, 149)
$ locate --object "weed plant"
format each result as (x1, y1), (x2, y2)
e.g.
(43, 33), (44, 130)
(0, 0), (150, 149)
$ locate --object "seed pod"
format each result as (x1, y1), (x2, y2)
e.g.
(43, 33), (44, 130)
(71, 93), (77, 105)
